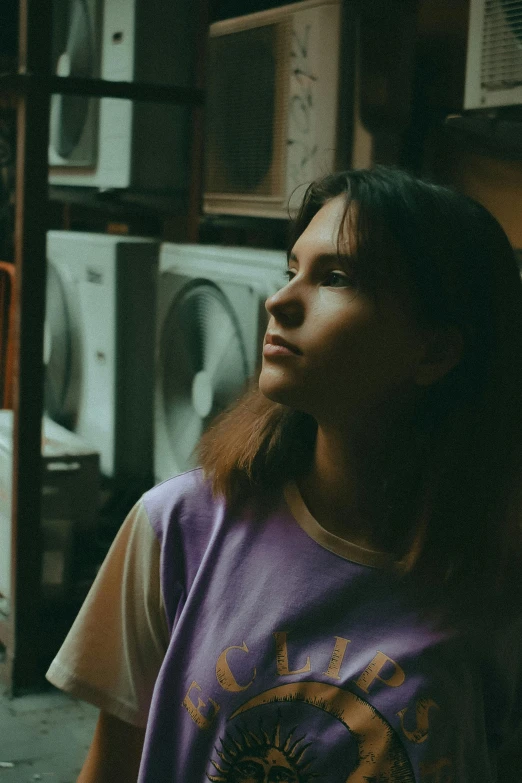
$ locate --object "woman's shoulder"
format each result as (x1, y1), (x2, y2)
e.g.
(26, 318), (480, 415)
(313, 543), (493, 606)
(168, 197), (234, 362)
(141, 468), (219, 537)
(143, 467), (213, 509)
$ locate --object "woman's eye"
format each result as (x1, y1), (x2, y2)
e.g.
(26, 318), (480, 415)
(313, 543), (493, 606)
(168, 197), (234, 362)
(281, 269), (356, 289)
(324, 271), (356, 288)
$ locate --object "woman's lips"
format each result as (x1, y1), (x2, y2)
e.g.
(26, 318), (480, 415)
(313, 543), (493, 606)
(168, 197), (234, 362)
(263, 333), (301, 357)
(263, 343), (297, 357)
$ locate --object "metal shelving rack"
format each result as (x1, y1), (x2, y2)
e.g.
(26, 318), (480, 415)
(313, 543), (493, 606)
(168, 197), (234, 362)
(0, 0), (207, 693)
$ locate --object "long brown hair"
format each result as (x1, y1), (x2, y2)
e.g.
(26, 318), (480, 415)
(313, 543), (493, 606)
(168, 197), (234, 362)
(197, 167), (522, 621)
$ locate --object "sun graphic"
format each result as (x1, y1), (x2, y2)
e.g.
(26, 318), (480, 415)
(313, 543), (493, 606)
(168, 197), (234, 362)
(207, 718), (319, 783)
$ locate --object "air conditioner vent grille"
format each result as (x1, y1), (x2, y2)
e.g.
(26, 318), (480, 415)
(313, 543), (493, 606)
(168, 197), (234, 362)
(205, 23), (289, 197)
(481, 0), (522, 90)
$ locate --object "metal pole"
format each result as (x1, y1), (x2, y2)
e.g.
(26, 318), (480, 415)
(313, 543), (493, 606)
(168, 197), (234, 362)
(9, 0), (52, 692)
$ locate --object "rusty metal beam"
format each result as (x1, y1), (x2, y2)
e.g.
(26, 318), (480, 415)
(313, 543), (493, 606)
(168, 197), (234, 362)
(0, 73), (205, 105)
(8, 0), (52, 693)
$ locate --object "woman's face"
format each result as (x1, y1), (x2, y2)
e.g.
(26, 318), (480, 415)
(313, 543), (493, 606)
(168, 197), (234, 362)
(259, 196), (428, 426)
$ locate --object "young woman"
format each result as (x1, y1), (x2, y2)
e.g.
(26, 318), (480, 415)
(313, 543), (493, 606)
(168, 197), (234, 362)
(47, 167), (522, 782)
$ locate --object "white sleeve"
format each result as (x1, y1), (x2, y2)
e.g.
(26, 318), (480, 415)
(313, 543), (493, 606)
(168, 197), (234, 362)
(45, 499), (169, 728)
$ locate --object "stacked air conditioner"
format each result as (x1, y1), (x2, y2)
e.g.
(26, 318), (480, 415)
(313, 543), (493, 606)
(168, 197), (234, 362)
(46, 1), (334, 483)
(154, 244), (286, 482)
(45, 231), (159, 482)
(465, 0), (522, 109)
(204, 0), (344, 218)
(49, 0), (194, 191)
(45, 234), (286, 485)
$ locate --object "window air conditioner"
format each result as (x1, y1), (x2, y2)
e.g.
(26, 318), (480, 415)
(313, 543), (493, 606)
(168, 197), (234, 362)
(465, 0), (522, 109)
(203, 0), (344, 219)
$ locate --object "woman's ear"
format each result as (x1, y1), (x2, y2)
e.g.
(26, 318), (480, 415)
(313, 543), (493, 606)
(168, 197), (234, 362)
(414, 326), (464, 387)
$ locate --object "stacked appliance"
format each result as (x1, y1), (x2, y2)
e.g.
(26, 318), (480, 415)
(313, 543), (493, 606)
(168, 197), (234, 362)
(204, 0), (344, 218)
(465, 0), (522, 110)
(0, 412), (99, 608)
(45, 233), (286, 486)
(49, 0), (194, 191)
(154, 244), (286, 483)
(45, 231), (159, 483)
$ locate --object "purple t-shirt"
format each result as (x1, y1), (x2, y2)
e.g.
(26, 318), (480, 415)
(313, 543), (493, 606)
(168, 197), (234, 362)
(139, 469), (521, 782)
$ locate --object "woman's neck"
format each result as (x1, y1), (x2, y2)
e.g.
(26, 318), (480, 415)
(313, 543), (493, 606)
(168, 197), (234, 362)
(297, 405), (421, 552)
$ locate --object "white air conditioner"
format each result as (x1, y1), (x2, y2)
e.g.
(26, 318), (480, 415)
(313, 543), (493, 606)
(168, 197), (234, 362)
(465, 0), (522, 109)
(0, 412), (100, 608)
(45, 231), (159, 480)
(49, 0), (194, 190)
(155, 244), (286, 482)
(204, 0), (343, 219)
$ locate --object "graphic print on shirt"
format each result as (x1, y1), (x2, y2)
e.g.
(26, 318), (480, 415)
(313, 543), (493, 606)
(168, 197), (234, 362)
(208, 716), (318, 782)
(207, 681), (416, 782)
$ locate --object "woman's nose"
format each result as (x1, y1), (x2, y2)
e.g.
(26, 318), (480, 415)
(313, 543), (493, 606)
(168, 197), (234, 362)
(265, 280), (304, 326)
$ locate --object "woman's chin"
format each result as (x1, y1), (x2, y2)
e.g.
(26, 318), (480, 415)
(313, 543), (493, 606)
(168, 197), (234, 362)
(258, 380), (288, 404)
(259, 371), (289, 402)
(259, 370), (306, 408)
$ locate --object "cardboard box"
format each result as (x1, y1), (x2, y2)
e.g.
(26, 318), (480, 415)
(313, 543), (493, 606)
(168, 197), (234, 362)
(0, 412), (100, 609)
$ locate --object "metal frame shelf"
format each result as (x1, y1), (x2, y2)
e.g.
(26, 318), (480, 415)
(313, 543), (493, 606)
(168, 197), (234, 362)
(0, 0), (208, 693)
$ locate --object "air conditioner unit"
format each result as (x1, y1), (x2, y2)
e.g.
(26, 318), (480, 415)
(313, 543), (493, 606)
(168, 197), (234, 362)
(49, 0), (194, 191)
(465, 0), (522, 109)
(0, 412), (99, 609)
(155, 244), (286, 483)
(45, 231), (159, 480)
(204, 0), (343, 219)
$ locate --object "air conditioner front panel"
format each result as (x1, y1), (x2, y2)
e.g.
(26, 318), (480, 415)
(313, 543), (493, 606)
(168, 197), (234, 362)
(46, 237), (118, 474)
(49, 0), (101, 167)
(49, 0), (194, 190)
(156, 274), (259, 380)
(204, 0), (342, 219)
(155, 244), (287, 482)
(159, 243), (287, 298)
(160, 245), (287, 365)
(46, 232), (158, 479)
(206, 22), (290, 199)
(158, 280), (251, 474)
(465, 0), (522, 109)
